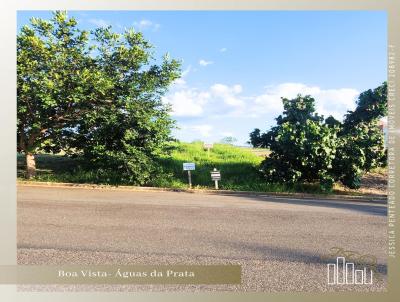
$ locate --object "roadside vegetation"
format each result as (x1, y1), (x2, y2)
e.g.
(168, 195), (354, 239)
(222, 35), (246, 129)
(17, 11), (387, 196)
(19, 143), (272, 190)
(17, 142), (387, 195)
(17, 11), (180, 183)
(249, 83), (387, 192)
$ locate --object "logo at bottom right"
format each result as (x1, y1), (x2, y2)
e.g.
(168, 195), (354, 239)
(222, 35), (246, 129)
(327, 256), (373, 285)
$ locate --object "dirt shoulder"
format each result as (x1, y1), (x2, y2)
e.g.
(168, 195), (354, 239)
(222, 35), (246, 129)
(334, 169), (387, 196)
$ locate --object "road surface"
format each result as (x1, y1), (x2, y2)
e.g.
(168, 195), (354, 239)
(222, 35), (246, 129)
(17, 185), (387, 292)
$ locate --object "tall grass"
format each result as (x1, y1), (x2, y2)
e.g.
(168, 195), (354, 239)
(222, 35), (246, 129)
(153, 142), (264, 189)
(17, 142), (325, 193)
(152, 142), (323, 193)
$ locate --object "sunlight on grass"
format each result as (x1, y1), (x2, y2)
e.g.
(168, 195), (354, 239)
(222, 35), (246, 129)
(17, 143), (339, 194)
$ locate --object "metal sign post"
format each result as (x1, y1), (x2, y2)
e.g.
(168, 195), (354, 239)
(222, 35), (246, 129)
(210, 168), (221, 190)
(188, 170), (192, 188)
(183, 163), (195, 188)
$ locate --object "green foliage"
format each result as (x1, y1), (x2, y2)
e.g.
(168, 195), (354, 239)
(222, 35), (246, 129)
(343, 82), (388, 129)
(248, 128), (263, 147)
(17, 11), (105, 155)
(332, 82), (387, 188)
(17, 11), (181, 183)
(17, 144), (328, 194)
(156, 142), (263, 188)
(250, 83), (387, 190)
(69, 26), (180, 185)
(257, 95), (338, 191)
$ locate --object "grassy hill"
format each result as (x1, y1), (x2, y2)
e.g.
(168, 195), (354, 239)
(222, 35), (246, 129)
(17, 142), (325, 193)
(154, 142), (265, 190)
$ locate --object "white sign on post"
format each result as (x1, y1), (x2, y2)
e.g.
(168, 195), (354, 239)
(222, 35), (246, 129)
(211, 168), (221, 189)
(183, 163), (195, 171)
(183, 163), (195, 188)
(204, 143), (214, 158)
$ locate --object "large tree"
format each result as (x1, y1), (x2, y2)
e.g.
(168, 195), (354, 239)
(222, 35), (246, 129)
(17, 11), (180, 180)
(69, 27), (180, 184)
(255, 95), (338, 191)
(249, 83), (387, 190)
(331, 82), (387, 188)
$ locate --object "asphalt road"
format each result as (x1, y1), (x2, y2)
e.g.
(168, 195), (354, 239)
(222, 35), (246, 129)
(17, 185), (387, 292)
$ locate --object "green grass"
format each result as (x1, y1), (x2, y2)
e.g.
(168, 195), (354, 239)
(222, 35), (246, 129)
(154, 142), (265, 190)
(17, 142), (325, 194)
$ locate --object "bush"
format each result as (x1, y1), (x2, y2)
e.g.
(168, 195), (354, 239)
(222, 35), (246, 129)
(257, 95), (338, 191)
(250, 82), (387, 191)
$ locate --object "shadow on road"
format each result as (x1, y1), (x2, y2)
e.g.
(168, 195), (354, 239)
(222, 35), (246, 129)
(216, 193), (387, 217)
(220, 241), (388, 276)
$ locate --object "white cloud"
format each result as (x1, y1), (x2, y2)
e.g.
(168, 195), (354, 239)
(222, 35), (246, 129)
(199, 59), (213, 67)
(250, 83), (359, 120)
(172, 65), (192, 87)
(164, 83), (244, 118)
(133, 19), (160, 31)
(182, 65), (192, 77)
(221, 131), (234, 137)
(219, 47), (227, 52)
(210, 84), (245, 108)
(164, 82), (359, 121)
(88, 18), (110, 28)
(163, 89), (210, 117)
(190, 124), (213, 137)
(173, 78), (187, 86)
(178, 124), (214, 139)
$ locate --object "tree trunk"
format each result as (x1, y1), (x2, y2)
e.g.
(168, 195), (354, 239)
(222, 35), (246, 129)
(26, 152), (36, 178)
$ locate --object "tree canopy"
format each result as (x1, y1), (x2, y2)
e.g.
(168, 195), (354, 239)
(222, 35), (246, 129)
(332, 82), (387, 188)
(249, 83), (387, 190)
(17, 11), (181, 181)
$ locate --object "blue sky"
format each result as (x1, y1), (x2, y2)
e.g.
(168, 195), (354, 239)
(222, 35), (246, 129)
(18, 11), (387, 145)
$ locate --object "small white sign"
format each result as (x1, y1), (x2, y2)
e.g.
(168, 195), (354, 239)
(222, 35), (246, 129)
(183, 163), (195, 171)
(204, 143), (214, 149)
(211, 168), (221, 189)
(211, 169), (221, 180)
